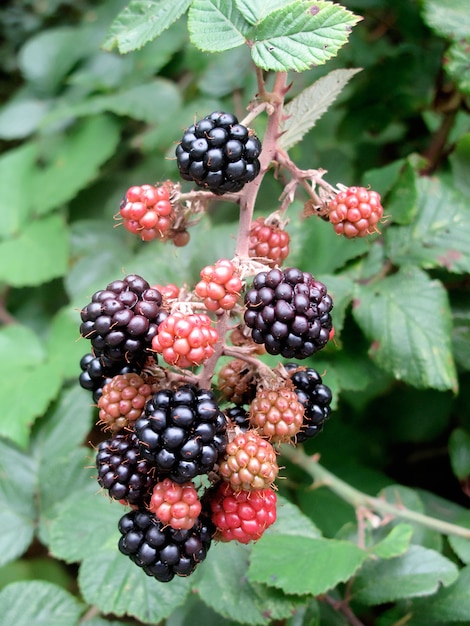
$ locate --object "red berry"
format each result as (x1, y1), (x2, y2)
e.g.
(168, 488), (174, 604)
(195, 259), (242, 312)
(249, 217), (290, 267)
(149, 478), (202, 530)
(209, 482), (277, 543)
(151, 312), (218, 368)
(328, 186), (383, 238)
(98, 373), (157, 433)
(219, 429), (279, 491)
(249, 385), (305, 443)
(118, 183), (174, 241)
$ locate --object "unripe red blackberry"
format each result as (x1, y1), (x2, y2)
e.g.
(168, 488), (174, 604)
(244, 267), (333, 359)
(119, 183), (174, 241)
(97, 372), (157, 433)
(284, 362), (332, 441)
(151, 312), (218, 368)
(135, 385), (227, 484)
(249, 217), (290, 267)
(249, 385), (305, 443)
(96, 432), (154, 506)
(149, 478), (201, 530)
(328, 186), (383, 238)
(118, 508), (214, 582)
(195, 258), (242, 312)
(208, 481), (277, 543)
(79, 275), (168, 365)
(175, 111), (262, 195)
(219, 429), (279, 491)
(217, 359), (257, 406)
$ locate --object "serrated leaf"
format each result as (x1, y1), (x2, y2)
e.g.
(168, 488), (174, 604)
(0, 325), (45, 374)
(352, 266), (458, 392)
(316, 273), (355, 337)
(350, 545), (459, 605)
(0, 143), (37, 239)
(422, 0), (470, 40)
(267, 496), (322, 538)
(249, 535), (367, 595)
(0, 581), (83, 626)
(448, 513), (470, 564)
(33, 115), (120, 215)
(370, 524), (413, 559)
(445, 38), (470, 96)
(250, 2), (360, 72)
(79, 541), (191, 623)
(235, 0), (296, 25)
(410, 565), (470, 622)
(280, 68), (361, 150)
(450, 133), (470, 196)
(188, 0), (249, 52)
(0, 213), (68, 287)
(0, 439), (36, 566)
(47, 307), (88, 379)
(103, 0), (191, 54)
(385, 159), (419, 226)
(385, 177), (470, 273)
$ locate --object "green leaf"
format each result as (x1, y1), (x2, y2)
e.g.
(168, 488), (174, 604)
(448, 513), (470, 564)
(103, 0), (191, 54)
(385, 159), (419, 226)
(0, 143), (37, 239)
(385, 177), (470, 273)
(316, 273), (355, 338)
(450, 133), (470, 196)
(0, 325), (45, 374)
(166, 593), (235, 626)
(445, 38), (470, 96)
(235, 0), (297, 25)
(33, 116), (120, 215)
(47, 307), (88, 379)
(350, 545), (459, 605)
(422, 0), (470, 40)
(0, 98), (49, 140)
(410, 565), (470, 622)
(0, 439), (36, 566)
(188, 0), (249, 52)
(79, 540), (191, 623)
(250, 2), (361, 72)
(352, 266), (458, 392)
(448, 428), (470, 481)
(0, 213), (69, 287)
(267, 496), (322, 539)
(370, 524), (413, 559)
(249, 535), (367, 595)
(0, 581), (83, 626)
(280, 68), (362, 151)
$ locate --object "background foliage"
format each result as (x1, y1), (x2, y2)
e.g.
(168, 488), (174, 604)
(0, 0), (469, 625)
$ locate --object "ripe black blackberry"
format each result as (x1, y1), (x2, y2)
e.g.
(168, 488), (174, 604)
(96, 432), (154, 506)
(175, 111), (262, 195)
(79, 352), (148, 402)
(134, 385), (227, 484)
(284, 362), (332, 441)
(118, 508), (214, 582)
(244, 267), (333, 359)
(225, 405), (250, 431)
(79, 274), (168, 365)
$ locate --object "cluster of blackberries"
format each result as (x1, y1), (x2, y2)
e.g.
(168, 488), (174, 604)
(175, 111), (262, 194)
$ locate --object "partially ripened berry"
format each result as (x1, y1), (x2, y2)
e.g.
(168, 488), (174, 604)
(217, 359), (257, 406)
(175, 111), (262, 195)
(119, 183), (174, 241)
(96, 432), (154, 506)
(80, 275), (168, 364)
(249, 385), (305, 443)
(135, 385), (227, 483)
(97, 372), (157, 433)
(195, 258), (242, 312)
(79, 352), (148, 403)
(244, 267), (333, 359)
(328, 186), (383, 238)
(118, 508), (214, 582)
(284, 363), (332, 442)
(219, 430), (278, 491)
(152, 312), (218, 368)
(249, 217), (290, 267)
(208, 481), (277, 543)
(149, 478), (201, 530)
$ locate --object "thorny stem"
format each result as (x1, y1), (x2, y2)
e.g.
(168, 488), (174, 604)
(198, 311), (230, 389)
(281, 445), (470, 540)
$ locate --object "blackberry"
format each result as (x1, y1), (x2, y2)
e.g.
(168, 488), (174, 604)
(118, 508), (214, 582)
(284, 363), (332, 441)
(175, 111), (262, 195)
(244, 267), (333, 359)
(135, 385), (227, 484)
(96, 432), (154, 506)
(79, 275), (168, 364)
(79, 352), (147, 403)
(225, 405), (250, 431)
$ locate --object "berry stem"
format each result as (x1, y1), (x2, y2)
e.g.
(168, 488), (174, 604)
(198, 311), (231, 389)
(281, 445), (470, 540)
